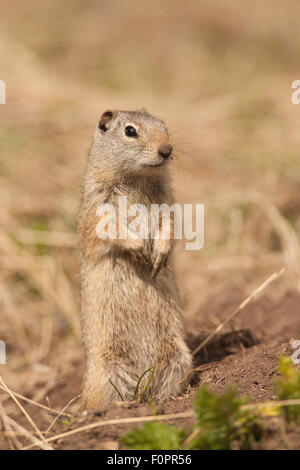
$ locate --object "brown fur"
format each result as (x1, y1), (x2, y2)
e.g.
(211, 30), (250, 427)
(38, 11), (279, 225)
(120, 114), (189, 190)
(78, 109), (192, 408)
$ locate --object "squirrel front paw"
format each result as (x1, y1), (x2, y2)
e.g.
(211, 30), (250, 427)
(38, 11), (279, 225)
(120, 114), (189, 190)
(151, 239), (171, 280)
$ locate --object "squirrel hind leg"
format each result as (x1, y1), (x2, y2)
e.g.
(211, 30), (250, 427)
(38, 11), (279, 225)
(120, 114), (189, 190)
(81, 365), (138, 410)
(146, 352), (192, 403)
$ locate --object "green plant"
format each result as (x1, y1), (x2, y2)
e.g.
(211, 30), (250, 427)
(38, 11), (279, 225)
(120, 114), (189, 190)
(134, 366), (157, 401)
(121, 386), (262, 450)
(30, 218), (51, 255)
(275, 356), (300, 423)
(189, 385), (262, 450)
(121, 422), (187, 450)
(121, 356), (300, 450)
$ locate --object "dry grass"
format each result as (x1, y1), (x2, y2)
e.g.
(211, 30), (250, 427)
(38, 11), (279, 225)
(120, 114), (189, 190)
(0, 0), (300, 449)
(192, 267), (285, 356)
(18, 397), (300, 450)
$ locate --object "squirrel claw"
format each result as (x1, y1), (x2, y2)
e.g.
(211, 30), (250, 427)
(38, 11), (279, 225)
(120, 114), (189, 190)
(133, 250), (152, 267)
(141, 253), (152, 266)
(151, 253), (169, 279)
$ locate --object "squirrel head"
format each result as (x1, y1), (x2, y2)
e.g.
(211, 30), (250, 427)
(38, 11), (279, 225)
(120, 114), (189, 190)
(90, 109), (173, 178)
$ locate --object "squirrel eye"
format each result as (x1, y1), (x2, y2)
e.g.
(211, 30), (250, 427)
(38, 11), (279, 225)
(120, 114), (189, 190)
(125, 125), (138, 138)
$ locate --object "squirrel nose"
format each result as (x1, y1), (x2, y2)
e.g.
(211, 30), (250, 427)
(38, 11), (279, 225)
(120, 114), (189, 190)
(158, 143), (173, 160)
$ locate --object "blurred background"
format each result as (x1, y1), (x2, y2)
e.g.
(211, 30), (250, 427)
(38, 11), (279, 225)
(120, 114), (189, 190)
(0, 0), (300, 416)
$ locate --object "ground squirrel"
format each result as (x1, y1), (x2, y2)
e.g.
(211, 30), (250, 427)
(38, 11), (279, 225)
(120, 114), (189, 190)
(78, 109), (192, 408)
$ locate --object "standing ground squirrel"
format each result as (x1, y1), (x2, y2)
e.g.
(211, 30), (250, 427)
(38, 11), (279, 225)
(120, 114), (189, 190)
(78, 109), (192, 408)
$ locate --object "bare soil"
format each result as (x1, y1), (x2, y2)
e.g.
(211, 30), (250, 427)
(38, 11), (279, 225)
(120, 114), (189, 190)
(2, 288), (299, 450)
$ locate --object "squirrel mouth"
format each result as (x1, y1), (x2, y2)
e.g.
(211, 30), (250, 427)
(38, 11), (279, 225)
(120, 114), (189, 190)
(144, 160), (167, 168)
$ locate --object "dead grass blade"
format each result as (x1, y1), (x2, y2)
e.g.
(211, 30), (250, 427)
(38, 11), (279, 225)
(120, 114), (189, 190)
(0, 230), (80, 340)
(0, 399), (22, 449)
(242, 398), (300, 411)
(138, 369), (155, 400)
(134, 364), (161, 400)
(182, 427), (200, 449)
(14, 229), (76, 247)
(248, 191), (300, 282)
(0, 281), (32, 360)
(192, 268), (285, 356)
(45, 394), (80, 435)
(0, 383), (72, 417)
(0, 377), (53, 450)
(5, 415), (52, 451)
(22, 411), (194, 450)
(109, 379), (125, 401)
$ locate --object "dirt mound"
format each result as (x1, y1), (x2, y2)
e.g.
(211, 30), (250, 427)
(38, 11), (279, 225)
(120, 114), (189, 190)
(2, 289), (296, 450)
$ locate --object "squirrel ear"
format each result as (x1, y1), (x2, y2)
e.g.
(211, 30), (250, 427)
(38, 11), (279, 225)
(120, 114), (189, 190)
(98, 110), (116, 132)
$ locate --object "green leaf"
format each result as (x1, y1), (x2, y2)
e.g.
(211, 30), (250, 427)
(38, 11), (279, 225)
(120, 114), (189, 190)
(275, 356), (300, 423)
(189, 385), (262, 450)
(121, 422), (187, 450)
